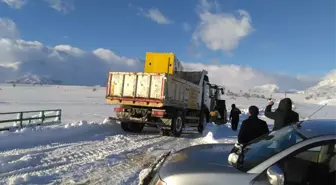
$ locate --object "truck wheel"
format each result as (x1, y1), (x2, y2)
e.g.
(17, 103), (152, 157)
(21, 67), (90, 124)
(128, 122), (145, 133)
(170, 112), (183, 137)
(198, 113), (207, 133)
(160, 129), (170, 136)
(121, 122), (130, 131)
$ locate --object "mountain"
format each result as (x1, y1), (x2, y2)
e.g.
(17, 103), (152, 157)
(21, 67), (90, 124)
(5, 73), (62, 85)
(307, 69), (336, 95)
(251, 84), (280, 93)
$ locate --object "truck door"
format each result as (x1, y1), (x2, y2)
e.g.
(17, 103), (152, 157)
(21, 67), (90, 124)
(203, 83), (211, 111)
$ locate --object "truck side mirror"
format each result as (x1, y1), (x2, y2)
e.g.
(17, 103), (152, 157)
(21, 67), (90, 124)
(267, 164), (285, 185)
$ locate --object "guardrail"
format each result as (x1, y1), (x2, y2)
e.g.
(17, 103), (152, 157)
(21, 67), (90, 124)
(0, 109), (62, 131)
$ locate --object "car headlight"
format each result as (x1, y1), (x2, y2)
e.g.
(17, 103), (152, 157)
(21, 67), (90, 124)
(228, 153), (239, 165)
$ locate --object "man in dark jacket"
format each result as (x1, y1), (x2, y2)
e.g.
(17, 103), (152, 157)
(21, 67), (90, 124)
(230, 104), (241, 131)
(265, 98), (299, 131)
(238, 105), (269, 145)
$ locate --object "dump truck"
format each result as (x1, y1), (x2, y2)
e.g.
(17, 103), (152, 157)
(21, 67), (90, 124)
(106, 52), (227, 137)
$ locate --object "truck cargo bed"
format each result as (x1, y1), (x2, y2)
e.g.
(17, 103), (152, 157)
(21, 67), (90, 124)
(106, 72), (204, 110)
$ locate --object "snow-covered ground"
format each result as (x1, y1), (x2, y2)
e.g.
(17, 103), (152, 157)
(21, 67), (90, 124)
(0, 84), (335, 185)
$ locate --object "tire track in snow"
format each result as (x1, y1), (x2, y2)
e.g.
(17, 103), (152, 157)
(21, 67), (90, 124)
(59, 134), (209, 185)
(0, 133), (174, 183)
(0, 142), (83, 157)
(0, 123), (211, 185)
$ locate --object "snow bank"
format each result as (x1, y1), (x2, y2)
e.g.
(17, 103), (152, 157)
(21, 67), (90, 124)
(319, 99), (336, 106)
(7, 174), (31, 185)
(0, 120), (120, 151)
(201, 123), (238, 144)
(138, 168), (152, 185)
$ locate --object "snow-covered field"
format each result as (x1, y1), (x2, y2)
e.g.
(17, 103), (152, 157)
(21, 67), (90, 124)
(0, 84), (335, 185)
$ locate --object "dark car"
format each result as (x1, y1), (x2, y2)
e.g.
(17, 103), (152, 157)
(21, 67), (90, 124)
(141, 119), (336, 185)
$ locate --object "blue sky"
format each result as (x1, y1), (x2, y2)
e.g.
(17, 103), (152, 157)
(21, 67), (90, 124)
(0, 0), (335, 77)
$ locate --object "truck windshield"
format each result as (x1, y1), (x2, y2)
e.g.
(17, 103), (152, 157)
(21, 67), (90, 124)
(237, 126), (305, 172)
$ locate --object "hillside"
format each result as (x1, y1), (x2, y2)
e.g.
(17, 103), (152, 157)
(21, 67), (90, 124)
(5, 74), (62, 85)
(308, 69), (336, 93)
(250, 84), (279, 93)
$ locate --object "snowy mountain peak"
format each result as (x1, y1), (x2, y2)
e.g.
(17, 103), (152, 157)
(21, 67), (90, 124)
(251, 84), (279, 93)
(308, 69), (336, 93)
(6, 73), (61, 85)
(317, 69), (336, 87)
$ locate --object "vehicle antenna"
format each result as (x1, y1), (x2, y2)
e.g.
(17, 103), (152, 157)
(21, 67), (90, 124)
(307, 103), (328, 119)
(298, 103), (328, 126)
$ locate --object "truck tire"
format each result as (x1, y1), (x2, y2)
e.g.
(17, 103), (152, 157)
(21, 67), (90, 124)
(121, 122), (130, 131)
(160, 129), (170, 136)
(128, 122), (145, 133)
(170, 111), (184, 137)
(198, 113), (207, 133)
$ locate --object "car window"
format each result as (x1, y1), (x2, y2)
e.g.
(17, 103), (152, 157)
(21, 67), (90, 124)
(253, 140), (335, 185)
(295, 145), (325, 163)
(282, 141), (335, 184)
(237, 126), (304, 172)
(308, 146), (321, 152)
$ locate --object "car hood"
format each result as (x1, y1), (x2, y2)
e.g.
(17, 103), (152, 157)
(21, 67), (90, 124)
(158, 143), (253, 184)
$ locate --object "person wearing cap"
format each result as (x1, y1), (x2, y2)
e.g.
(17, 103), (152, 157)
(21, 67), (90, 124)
(238, 105), (269, 145)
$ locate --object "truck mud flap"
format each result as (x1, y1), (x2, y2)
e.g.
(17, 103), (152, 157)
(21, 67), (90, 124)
(138, 151), (172, 185)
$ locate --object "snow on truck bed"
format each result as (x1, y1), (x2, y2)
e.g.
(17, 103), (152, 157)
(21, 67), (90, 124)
(0, 84), (335, 185)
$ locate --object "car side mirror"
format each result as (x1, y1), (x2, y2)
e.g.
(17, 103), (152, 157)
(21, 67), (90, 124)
(267, 165), (285, 185)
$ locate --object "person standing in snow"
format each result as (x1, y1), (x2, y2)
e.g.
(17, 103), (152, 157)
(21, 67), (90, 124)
(265, 98), (299, 131)
(229, 104), (241, 131)
(238, 105), (269, 145)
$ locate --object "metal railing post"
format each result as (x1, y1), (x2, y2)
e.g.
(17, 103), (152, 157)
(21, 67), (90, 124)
(19, 112), (23, 128)
(41, 111), (45, 123)
(0, 109), (62, 131)
(59, 110), (62, 122)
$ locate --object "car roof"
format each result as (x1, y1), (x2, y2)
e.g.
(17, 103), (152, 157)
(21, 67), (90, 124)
(294, 119), (336, 138)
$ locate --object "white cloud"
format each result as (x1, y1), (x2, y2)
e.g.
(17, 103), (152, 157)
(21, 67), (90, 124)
(140, 8), (172, 24)
(93, 48), (138, 66)
(54, 45), (85, 56)
(1, 0), (26, 9)
(182, 22), (191, 32)
(0, 18), (142, 85)
(0, 38), (143, 85)
(197, 0), (212, 12)
(193, 0), (253, 53)
(46, 0), (75, 13)
(0, 18), (20, 39)
(0, 17), (323, 90)
(182, 62), (320, 91)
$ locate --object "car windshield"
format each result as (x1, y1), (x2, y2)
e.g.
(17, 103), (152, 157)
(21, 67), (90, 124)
(237, 125), (305, 172)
